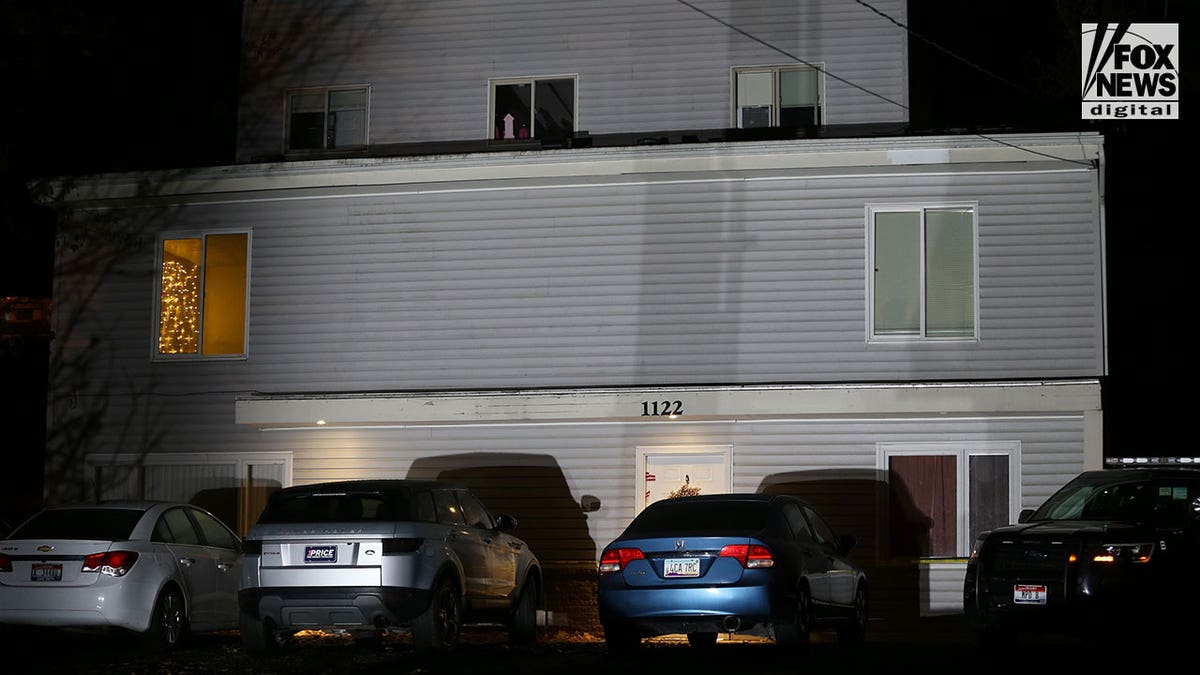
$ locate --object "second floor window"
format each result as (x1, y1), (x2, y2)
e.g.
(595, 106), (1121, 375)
(733, 65), (822, 128)
(156, 231), (250, 358)
(868, 204), (978, 340)
(490, 76), (576, 141)
(287, 86), (369, 151)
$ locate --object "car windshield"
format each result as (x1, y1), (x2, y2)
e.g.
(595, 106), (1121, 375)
(257, 489), (413, 524)
(7, 508), (144, 540)
(624, 500), (769, 535)
(1031, 477), (1173, 522)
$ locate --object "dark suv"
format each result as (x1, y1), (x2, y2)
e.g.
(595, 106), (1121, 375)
(963, 460), (1200, 644)
(238, 480), (542, 657)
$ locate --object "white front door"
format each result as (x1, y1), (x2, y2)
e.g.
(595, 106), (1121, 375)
(637, 445), (732, 513)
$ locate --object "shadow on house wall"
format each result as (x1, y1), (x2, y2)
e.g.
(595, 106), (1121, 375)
(407, 452), (598, 564)
(757, 468), (932, 622)
(191, 479), (283, 537)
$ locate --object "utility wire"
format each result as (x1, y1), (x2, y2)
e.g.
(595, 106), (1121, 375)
(673, 0), (909, 111)
(673, 0), (1094, 168)
(854, 0), (1028, 93)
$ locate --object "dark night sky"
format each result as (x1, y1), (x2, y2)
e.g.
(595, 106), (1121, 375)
(0, 2), (1194, 518)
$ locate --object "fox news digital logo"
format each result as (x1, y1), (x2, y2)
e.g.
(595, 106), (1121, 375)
(1082, 23), (1179, 119)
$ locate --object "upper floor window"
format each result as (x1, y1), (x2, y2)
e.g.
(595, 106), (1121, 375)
(868, 204), (978, 341)
(286, 86), (369, 151)
(733, 65), (822, 128)
(156, 231), (250, 359)
(490, 76), (576, 141)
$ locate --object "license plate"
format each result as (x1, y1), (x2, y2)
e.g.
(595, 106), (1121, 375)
(32, 563), (62, 582)
(304, 545), (338, 564)
(664, 557), (700, 578)
(1013, 584), (1047, 605)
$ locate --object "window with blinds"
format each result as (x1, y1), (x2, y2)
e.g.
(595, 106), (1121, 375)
(868, 204), (978, 341)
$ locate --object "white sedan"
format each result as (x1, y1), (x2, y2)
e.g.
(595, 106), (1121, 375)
(0, 501), (242, 650)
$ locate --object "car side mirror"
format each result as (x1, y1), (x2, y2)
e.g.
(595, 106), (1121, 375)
(494, 513), (518, 532)
(1017, 508), (1035, 524)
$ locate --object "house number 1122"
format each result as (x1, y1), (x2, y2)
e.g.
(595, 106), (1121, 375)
(641, 400), (683, 416)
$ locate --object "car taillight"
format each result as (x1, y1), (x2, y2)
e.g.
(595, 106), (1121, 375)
(719, 544), (774, 568)
(0, 553), (11, 573)
(81, 550), (139, 577)
(598, 547), (645, 573)
(382, 538), (423, 553)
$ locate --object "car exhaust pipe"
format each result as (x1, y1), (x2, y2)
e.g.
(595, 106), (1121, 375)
(723, 615), (741, 632)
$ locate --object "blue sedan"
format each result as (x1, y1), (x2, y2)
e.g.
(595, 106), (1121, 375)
(597, 493), (868, 653)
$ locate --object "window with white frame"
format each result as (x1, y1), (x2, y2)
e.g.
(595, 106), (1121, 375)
(286, 86), (369, 151)
(879, 442), (1019, 559)
(733, 65), (822, 128)
(868, 204), (978, 340)
(87, 452), (290, 535)
(490, 76), (576, 140)
(155, 231), (250, 358)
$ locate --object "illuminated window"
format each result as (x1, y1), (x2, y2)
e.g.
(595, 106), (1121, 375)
(490, 76), (576, 141)
(868, 204), (978, 340)
(881, 443), (1019, 559)
(156, 232), (249, 358)
(733, 65), (822, 128)
(286, 85), (369, 151)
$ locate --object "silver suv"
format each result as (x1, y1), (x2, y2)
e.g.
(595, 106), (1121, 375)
(238, 479), (542, 657)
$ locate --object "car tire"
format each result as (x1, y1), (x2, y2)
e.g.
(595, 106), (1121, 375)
(141, 586), (188, 652)
(508, 577), (539, 645)
(240, 610), (288, 660)
(602, 625), (642, 656)
(774, 584), (812, 649)
(836, 584), (868, 645)
(687, 631), (718, 649)
(412, 577), (462, 653)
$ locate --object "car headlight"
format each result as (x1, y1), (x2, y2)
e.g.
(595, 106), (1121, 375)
(968, 535), (988, 561)
(1092, 542), (1155, 564)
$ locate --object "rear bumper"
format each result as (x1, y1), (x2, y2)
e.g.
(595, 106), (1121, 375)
(597, 582), (786, 635)
(239, 586), (431, 631)
(0, 580), (156, 633)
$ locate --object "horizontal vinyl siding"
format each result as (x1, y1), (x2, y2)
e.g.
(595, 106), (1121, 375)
(52, 157), (1102, 408)
(237, 0), (908, 160)
(171, 169), (1099, 392)
(64, 413), (1087, 563)
(921, 563), (968, 615)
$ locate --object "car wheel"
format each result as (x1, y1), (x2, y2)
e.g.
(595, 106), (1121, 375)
(141, 586), (188, 652)
(602, 625), (642, 656)
(774, 584), (812, 649)
(239, 610), (288, 660)
(837, 584), (868, 645)
(508, 577), (539, 645)
(687, 631), (718, 649)
(412, 577), (462, 653)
